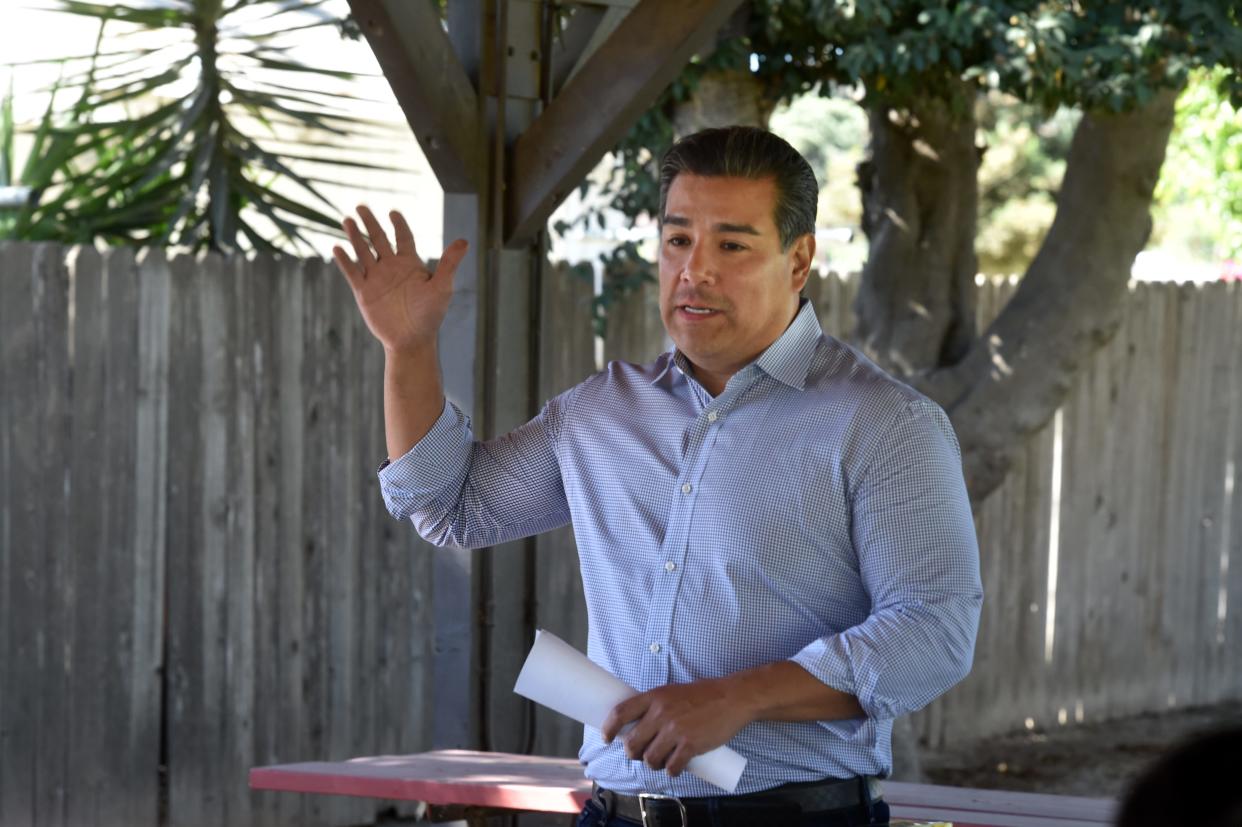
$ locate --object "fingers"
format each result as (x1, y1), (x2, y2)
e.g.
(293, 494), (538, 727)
(343, 216), (377, 269)
(641, 728), (678, 772)
(390, 210), (418, 259)
(622, 716), (662, 763)
(600, 703), (624, 744)
(332, 245), (362, 289)
(665, 743), (695, 778)
(602, 695), (646, 744)
(433, 238), (470, 284)
(356, 204), (395, 259)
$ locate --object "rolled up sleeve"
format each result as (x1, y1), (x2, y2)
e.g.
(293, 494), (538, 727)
(377, 393), (573, 549)
(790, 398), (983, 724)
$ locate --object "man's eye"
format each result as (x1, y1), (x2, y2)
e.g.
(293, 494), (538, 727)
(667, 236), (689, 246)
(721, 242), (746, 252)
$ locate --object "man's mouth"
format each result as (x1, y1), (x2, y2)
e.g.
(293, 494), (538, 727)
(678, 304), (719, 315)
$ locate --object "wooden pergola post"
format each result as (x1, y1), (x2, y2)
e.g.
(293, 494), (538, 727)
(344, 0), (745, 751)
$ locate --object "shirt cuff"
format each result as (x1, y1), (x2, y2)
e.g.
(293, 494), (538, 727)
(376, 399), (470, 520)
(789, 636), (886, 745)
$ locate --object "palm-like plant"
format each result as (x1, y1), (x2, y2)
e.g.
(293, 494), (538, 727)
(9, 0), (396, 254)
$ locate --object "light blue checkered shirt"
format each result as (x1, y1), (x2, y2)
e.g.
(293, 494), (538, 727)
(379, 300), (982, 797)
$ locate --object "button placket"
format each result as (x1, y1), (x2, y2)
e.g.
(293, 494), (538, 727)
(642, 400), (723, 689)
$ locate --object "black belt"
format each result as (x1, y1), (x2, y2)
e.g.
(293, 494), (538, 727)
(591, 776), (884, 827)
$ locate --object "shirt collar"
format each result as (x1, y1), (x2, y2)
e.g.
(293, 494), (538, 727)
(650, 298), (823, 391)
(753, 298), (822, 390)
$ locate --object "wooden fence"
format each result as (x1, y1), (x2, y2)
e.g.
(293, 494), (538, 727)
(1, 242), (1240, 826)
(1, 244), (432, 827)
(914, 274), (1242, 748)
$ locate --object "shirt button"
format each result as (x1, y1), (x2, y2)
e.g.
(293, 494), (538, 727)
(707, 411), (718, 423)
(664, 561), (676, 572)
(681, 483), (692, 494)
(649, 643), (661, 654)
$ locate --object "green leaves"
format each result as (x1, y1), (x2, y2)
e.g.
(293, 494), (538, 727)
(1155, 67), (1242, 259)
(4, 0), (396, 253)
(741, 0), (1242, 113)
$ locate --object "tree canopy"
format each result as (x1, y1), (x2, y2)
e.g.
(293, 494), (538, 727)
(574, 0), (1241, 239)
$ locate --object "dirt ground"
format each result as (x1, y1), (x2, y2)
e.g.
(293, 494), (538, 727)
(919, 700), (1242, 800)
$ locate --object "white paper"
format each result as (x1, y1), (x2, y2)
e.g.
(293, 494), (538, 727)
(513, 629), (747, 793)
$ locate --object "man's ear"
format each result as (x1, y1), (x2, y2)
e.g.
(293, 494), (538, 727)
(790, 233), (815, 293)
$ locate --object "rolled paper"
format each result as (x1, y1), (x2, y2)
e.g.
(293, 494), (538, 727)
(513, 629), (747, 793)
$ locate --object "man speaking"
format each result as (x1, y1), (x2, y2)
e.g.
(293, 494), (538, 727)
(332, 126), (983, 827)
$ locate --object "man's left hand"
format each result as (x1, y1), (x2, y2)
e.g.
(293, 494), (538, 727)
(600, 679), (752, 777)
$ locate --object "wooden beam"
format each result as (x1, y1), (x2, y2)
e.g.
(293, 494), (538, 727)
(548, 5), (606, 95)
(504, 0), (746, 245)
(348, 0), (483, 193)
(555, 5), (631, 91)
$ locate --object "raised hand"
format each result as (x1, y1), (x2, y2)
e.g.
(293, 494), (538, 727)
(332, 205), (469, 354)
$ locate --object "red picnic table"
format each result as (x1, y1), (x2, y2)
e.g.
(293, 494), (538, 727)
(249, 749), (1117, 827)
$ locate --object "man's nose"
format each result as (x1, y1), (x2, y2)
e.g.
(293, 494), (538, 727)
(681, 241), (714, 284)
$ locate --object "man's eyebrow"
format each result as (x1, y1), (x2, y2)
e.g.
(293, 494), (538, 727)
(660, 214), (762, 236)
(715, 222), (761, 236)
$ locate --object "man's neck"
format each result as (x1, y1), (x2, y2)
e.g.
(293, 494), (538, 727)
(689, 364), (729, 397)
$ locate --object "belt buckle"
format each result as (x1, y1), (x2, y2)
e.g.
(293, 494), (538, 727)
(637, 792), (687, 827)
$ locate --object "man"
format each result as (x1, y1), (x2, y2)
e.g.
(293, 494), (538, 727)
(332, 126), (983, 827)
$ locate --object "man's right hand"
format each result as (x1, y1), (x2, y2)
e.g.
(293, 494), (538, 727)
(332, 205), (469, 354)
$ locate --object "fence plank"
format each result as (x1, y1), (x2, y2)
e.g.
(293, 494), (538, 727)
(1223, 282), (1242, 700)
(1141, 283), (1179, 711)
(1, 242), (43, 827)
(249, 252), (284, 827)
(1165, 283), (1200, 711)
(163, 251), (216, 827)
(67, 246), (108, 827)
(603, 273), (665, 366)
(533, 263), (597, 760)
(1110, 281), (1155, 717)
(1053, 350), (1089, 724)
(66, 245), (159, 825)
(127, 248), (172, 824)
(37, 244), (74, 827)
(226, 254), (260, 825)
(1192, 283), (1234, 703)
(6, 244), (76, 826)
(83, 245), (166, 827)
(277, 254), (312, 826)
(1020, 417), (1056, 728)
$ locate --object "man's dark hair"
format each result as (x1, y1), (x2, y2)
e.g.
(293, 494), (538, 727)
(658, 126), (818, 251)
(1115, 725), (1242, 827)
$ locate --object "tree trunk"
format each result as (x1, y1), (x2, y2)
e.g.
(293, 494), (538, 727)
(854, 84), (980, 374)
(920, 88), (1181, 503)
(672, 67), (772, 135)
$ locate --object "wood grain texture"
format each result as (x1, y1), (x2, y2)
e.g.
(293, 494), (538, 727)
(34, 243), (73, 827)
(4, 245), (1242, 826)
(1, 242), (43, 826)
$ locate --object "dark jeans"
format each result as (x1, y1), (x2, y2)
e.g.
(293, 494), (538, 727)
(575, 795), (890, 827)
